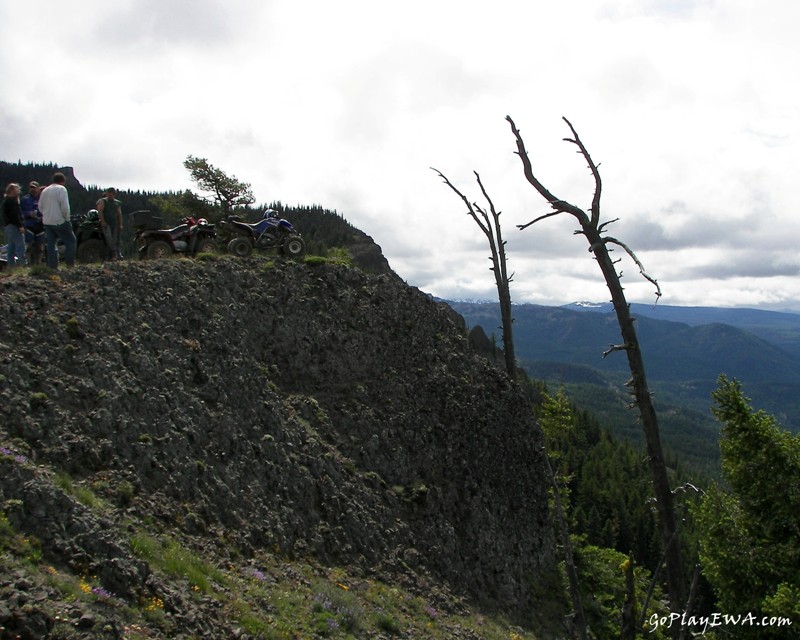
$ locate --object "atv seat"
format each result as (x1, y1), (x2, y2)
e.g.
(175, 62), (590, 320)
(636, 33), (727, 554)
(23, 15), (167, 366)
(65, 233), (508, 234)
(163, 224), (190, 239)
(225, 219), (262, 232)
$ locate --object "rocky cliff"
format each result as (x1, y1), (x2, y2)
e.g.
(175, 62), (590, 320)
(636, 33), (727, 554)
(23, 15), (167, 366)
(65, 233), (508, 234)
(0, 257), (556, 638)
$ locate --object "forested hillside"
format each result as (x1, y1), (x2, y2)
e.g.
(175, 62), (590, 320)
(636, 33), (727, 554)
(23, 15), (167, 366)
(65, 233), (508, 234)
(451, 300), (800, 475)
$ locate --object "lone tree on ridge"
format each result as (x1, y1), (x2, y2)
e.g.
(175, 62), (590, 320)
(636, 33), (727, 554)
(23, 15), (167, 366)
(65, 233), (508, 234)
(183, 155), (255, 214)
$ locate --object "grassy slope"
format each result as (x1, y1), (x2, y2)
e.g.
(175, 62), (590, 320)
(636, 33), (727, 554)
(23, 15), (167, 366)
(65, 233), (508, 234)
(0, 480), (544, 640)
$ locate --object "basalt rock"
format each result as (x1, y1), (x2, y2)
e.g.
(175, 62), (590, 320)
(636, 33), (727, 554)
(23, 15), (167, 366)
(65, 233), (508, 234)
(0, 258), (555, 636)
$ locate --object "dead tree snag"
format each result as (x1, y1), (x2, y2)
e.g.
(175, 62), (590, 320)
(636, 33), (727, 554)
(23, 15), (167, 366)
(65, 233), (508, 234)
(432, 168), (517, 379)
(506, 115), (685, 620)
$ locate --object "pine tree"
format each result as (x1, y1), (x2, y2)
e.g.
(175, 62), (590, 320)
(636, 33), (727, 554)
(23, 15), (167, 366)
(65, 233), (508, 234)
(696, 376), (800, 637)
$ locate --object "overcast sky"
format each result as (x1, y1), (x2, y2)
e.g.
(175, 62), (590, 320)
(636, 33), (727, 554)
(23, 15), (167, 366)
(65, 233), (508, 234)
(2, 1), (799, 310)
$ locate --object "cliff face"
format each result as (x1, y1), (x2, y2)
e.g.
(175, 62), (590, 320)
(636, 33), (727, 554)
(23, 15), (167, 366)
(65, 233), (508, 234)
(0, 258), (555, 637)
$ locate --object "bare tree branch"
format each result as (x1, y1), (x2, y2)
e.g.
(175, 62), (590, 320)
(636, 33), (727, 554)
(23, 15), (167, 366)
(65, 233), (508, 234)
(598, 217), (620, 233)
(518, 210), (567, 230)
(506, 116), (580, 213)
(431, 168), (493, 239)
(562, 117), (603, 227)
(605, 237), (662, 300)
(603, 343), (631, 358)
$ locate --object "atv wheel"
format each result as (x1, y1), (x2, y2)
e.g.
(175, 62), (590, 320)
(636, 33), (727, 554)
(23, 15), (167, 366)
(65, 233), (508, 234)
(76, 238), (106, 263)
(227, 236), (253, 257)
(146, 240), (173, 260)
(195, 238), (217, 254)
(282, 235), (306, 259)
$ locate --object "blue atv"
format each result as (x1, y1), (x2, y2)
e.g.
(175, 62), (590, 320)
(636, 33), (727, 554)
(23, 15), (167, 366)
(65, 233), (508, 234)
(221, 210), (305, 259)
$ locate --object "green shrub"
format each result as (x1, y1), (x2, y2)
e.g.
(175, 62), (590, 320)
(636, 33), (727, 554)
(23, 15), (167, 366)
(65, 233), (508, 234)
(326, 247), (352, 266)
(28, 392), (49, 409)
(130, 533), (228, 593)
(27, 264), (53, 278)
(55, 472), (74, 493)
(376, 613), (402, 634)
(75, 486), (102, 510)
(64, 317), (83, 339)
(116, 480), (135, 506)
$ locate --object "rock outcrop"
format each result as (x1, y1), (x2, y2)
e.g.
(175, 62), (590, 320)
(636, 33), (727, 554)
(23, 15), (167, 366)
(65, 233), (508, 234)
(0, 257), (555, 637)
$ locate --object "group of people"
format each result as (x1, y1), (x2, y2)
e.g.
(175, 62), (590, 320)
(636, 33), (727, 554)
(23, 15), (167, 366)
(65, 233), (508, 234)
(2, 172), (124, 269)
(3, 180), (43, 267)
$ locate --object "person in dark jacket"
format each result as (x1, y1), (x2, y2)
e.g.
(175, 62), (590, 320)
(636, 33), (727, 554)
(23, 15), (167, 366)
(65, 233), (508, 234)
(20, 181), (44, 263)
(2, 183), (26, 268)
(96, 187), (123, 260)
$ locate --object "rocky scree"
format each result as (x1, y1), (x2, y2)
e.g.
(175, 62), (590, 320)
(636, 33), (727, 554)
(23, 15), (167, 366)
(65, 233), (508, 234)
(0, 258), (555, 635)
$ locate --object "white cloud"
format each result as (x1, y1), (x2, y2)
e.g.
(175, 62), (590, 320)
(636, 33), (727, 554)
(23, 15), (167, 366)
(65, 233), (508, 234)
(3, 0), (800, 309)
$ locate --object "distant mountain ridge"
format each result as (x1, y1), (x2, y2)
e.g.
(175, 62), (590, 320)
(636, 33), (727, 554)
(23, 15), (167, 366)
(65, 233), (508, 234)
(447, 300), (800, 472)
(565, 300), (800, 321)
(564, 301), (800, 358)
(449, 301), (800, 383)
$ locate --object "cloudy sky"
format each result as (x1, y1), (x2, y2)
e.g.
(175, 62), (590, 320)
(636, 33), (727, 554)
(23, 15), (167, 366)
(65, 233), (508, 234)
(2, 0), (799, 310)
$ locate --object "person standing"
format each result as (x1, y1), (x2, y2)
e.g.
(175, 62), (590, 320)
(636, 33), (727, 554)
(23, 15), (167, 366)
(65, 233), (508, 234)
(96, 187), (123, 260)
(3, 183), (26, 269)
(20, 180), (44, 264)
(38, 172), (76, 269)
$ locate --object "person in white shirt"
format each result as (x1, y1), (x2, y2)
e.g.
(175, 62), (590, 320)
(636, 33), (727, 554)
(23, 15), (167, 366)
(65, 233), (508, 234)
(38, 172), (76, 268)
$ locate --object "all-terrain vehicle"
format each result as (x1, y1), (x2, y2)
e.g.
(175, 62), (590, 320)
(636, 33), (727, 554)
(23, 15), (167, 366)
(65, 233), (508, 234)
(132, 210), (217, 259)
(74, 209), (109, 263)
(2, 210), (113, 266)
(221, 209), (305, 259)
